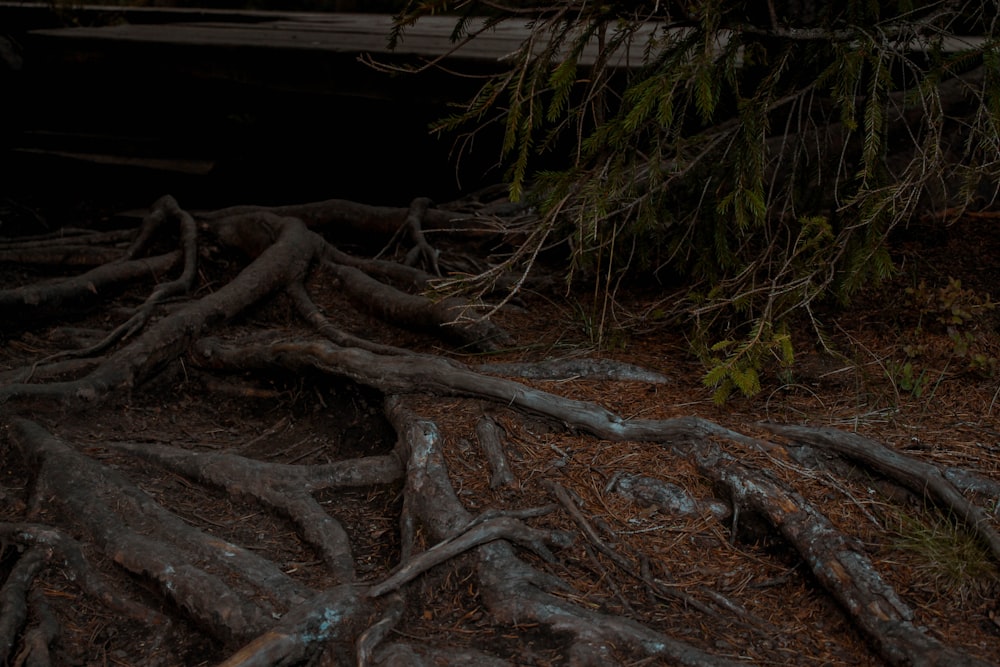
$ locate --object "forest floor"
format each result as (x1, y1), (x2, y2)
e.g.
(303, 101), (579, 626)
(1, 185), (999, 666)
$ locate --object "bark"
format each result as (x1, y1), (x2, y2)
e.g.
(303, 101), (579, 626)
(0, 215), (322, 406)
(7, 417), (308, 643)
(384, 396), (746, 667)
(763, 423), (1000, 560)
(2, 191), (996, 666)
(692, 442), (995, 667)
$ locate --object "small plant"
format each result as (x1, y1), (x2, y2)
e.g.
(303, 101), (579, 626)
(901, 277), (998, 379)
(905, 277), (995, 331)
(702, 322), (794, 404)
(889, 510), (998, 601)
(886, 359), (928, 397)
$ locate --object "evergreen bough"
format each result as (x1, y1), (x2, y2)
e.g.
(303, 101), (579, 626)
(392, 0), (1000, 402)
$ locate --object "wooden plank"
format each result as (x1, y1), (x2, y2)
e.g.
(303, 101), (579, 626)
(28, 14), (526, 61)
(25, 12), (660, 67)
(12, 148), (215, 175)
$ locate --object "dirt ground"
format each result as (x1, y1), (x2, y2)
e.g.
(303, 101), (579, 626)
(1, 187), (999, 666)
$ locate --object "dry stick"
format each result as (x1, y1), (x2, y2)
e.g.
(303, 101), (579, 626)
(694, 443), (995, 667)
(762, 423), (1000, 562)
(580, 541), (638, 616)
(384, 396), (742, 667)
(476, 415), (516, 489)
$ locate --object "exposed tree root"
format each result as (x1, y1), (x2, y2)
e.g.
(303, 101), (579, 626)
(107, 440), (405, 582)
(0, 250), (180, 313)
(8, 418), (307, 642)
(383, 396), (744, 667)
(693, 443), (996, 667)
(2, 193), (998, 666)
(763, 423), (1000, 561)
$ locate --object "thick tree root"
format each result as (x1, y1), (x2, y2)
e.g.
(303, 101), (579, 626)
(0, 251), (180, 313)
(218, 586), (369, 667)
(191, 337), (998, 666)
(108, 440), (404, 582)
(6, 418), (310, 644)
(693, 442), (995, 667)
(3, 193), (998, 665)
(763, 423), (1000, 560)
(0, 215), (323, 406)
(384, 396), (744, 667)
(0, 522), (169, 628)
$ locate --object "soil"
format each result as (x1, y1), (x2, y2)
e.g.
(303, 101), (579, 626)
(1, 183), (999, 666)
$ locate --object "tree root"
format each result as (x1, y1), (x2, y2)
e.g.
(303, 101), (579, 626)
(0, 215), (323, 406)
(693, 442), (996, 667)
(7, 418), (309, 643)
(191, 336), (999, 665)
(107, 440), (404, 582)
(218, 586), (369, 667)
(3, 192), (998, 665)
(384, 396), (745, 666)
(0, 251), (180, 313)
(0, 522), (169, 628)
(763, 423), (1000, 561)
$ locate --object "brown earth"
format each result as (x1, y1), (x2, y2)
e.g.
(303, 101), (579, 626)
(1, 190), (999, 666)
